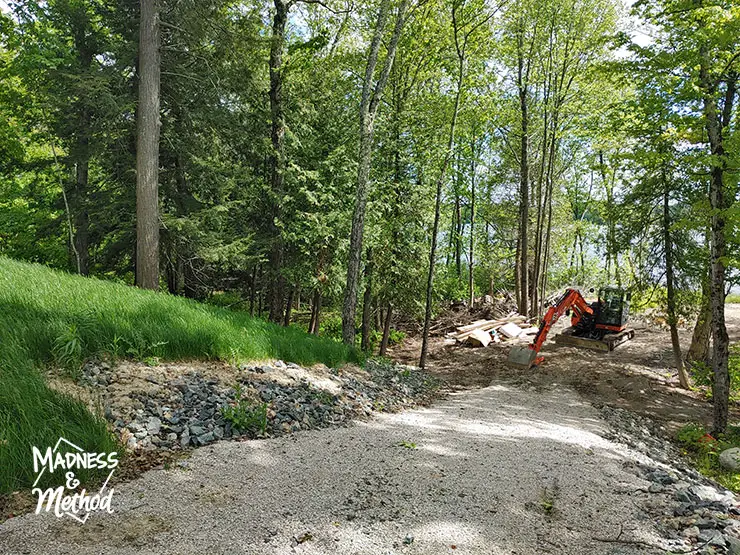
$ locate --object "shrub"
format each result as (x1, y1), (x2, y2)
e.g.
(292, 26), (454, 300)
(221, 385), (268, 435)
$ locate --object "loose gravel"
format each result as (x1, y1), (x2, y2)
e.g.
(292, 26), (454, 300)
(5, 380), (733, 554)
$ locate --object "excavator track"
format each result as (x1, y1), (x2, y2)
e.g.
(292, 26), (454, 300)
(554, 326), (635, 352)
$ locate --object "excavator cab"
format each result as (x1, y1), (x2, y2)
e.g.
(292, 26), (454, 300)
(594, 286), (630, 332)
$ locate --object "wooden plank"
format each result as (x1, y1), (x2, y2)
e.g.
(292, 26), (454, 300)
(500, 322), (523, 339)
(453, 315), (528, 342)
(467, 328), (492, 347)
(455, 319), (496, 333)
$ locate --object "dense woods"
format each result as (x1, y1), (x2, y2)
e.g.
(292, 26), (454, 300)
(0, 0), (737, 430)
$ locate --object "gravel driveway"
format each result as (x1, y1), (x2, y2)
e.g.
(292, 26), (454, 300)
(0, 382), (666, 554)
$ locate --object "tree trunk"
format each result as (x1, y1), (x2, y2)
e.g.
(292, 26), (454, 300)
(267, 0), (288, 323)
(249, 265), (258, 316)
(135, 0), (161, 290)
(420, 40), (465, 368)
(308, 291), (317, 333)
(379, 302), (392, 357)
(468, 140), (476, 308)
(361, 248), (374, 351)
(688, 268), (711, 366)
(701, 51), (733, 434)
(516, 42), (529, 317)
(664, 178), (689, 389)
(599, 152), (620, 286)
(166, 250), (182, 295)
(454, 189), (462, 277)
(341, 0), (409, 345)
(312, 290), (322, 335)
(283, 285), (295, 327)
(70, 20), (93, 276)
(74, 111), (91, 276)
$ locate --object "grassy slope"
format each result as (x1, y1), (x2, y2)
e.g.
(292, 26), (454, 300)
(0, 256), (359, 494)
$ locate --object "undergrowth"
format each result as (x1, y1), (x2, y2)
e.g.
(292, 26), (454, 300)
(677, 423), (740, 493)
(221, 385), (268, 436)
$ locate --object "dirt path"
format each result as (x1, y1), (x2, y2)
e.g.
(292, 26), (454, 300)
(391, 305), (740, 435)
(1, 383), (669, 555)
(2, 308), (738, 554)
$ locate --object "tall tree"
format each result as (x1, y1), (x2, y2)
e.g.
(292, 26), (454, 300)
(419, 0), (495, 368)
(663, 164), (690, 389)
(136, 0), (161, 290)
(341, 0), (410, 345)
(267, 0), (289, 322)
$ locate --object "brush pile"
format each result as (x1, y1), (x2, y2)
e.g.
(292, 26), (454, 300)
(446, 313), (538, 347)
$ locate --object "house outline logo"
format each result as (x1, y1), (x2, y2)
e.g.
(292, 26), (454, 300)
(31, 437), (117, 524)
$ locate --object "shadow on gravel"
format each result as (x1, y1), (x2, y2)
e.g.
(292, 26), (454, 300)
(0, 383), (665, 555)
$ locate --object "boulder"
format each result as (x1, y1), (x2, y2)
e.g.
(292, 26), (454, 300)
(719, 448), (740, 471)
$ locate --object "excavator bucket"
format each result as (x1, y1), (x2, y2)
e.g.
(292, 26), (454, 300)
(507, 344), (538, 369)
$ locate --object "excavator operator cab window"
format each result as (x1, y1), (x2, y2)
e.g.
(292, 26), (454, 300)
(597, 287), (629, 327)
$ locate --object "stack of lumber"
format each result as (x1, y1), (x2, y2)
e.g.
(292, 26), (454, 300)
(446, 313), (535, 346)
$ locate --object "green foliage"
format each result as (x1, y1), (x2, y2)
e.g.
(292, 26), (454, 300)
(205, 291), (246, 310)
(220, 384), (268, 436)
(0, 256), (358, 494)
(677, 423), (740, 493)
(0, 353), (119, 495)
(122, 332), (168, 362)
(52, 322), (85, 374)
(319, 314), (343, 342)
(367, 328), (407, 352)
(690, 345), (740, 401)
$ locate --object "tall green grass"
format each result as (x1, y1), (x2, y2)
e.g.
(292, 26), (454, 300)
(0, 256), (359, 494)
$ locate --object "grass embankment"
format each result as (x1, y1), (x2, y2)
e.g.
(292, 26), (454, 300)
(0, 256), (359, 494)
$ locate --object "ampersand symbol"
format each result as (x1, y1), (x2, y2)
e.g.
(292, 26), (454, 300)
(65, 471), (80, 490)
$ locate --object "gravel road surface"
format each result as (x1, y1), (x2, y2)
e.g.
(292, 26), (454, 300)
(0, 383), (665, 554)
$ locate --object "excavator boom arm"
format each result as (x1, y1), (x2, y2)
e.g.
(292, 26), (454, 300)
(507, 288), (593, 369)
(530, 289), (592, 352)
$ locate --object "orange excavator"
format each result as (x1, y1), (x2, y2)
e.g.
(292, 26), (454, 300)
(507, 286), (634, 369)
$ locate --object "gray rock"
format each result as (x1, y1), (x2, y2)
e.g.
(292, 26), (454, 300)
(720, 448), (740, 471)
(726, 534), (740, 555)
(147, 416), (162, 435)
(647, 469), (677, 485)
(197, 432), (216, 445)
(696, 518), (718, 529)
(699, 528), (726, 547)
(683, 526), (700, 539)
(690, 485), (734, 507)
(190, 425), (206, 436)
